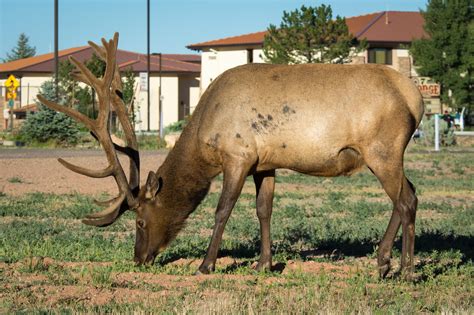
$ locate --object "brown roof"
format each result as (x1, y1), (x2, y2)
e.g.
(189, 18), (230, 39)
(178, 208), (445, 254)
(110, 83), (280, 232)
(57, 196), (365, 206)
(187, 11), (428, 50)
(0, 47), (89, 72)
(0, 48), (200, 77)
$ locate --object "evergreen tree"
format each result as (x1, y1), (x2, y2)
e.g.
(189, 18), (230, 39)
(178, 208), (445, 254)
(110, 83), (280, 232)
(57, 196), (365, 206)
(263, 4), (365, 64)
(20, 80), (80, 145)
(4, 33), (36, 62)
(410, 0), (473, 110)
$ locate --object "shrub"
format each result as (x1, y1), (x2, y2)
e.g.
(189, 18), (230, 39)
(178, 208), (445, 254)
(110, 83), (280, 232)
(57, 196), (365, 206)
(164, 119), (188, 134)
(421, 116), (455, 146)
(19, 80), (81, 145)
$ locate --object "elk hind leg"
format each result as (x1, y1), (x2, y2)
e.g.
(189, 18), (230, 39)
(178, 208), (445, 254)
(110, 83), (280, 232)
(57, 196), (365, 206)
(366, 158), (417, 279)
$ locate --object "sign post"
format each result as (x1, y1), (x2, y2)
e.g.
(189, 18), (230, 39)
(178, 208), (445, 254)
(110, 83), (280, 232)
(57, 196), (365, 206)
(434, 114), (440, 152)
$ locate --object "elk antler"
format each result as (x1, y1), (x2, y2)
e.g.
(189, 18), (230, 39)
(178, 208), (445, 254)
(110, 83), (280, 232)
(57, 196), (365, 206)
(37, 32), (140, 227)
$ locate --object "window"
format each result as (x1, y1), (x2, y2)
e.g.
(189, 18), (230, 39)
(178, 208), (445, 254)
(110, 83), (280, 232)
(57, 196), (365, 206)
(368, 48), (392, 65)
(247, 49), (253, 63)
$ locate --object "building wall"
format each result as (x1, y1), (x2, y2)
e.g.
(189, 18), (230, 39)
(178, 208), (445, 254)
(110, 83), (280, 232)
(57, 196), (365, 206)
(199, 46), (424, 95)
(178, 76), (200, 117)
(1, 72), (199, 132)
(134, 75), (179, 132)
(201, 46), (254, 92)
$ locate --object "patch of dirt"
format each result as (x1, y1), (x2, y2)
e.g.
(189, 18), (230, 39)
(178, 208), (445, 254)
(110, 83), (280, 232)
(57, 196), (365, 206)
(0, 150), (166, 196)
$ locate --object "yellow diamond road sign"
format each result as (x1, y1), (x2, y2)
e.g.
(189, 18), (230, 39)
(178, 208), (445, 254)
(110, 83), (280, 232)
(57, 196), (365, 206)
(5, 74), (19, 89)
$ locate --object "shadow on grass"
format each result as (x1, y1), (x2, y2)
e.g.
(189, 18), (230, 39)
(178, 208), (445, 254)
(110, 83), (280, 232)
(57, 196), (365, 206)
(156, 232), (473, 274)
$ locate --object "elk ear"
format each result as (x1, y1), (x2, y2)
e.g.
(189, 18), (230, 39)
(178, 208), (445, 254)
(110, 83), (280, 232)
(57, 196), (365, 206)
(145, 171), (162, 199)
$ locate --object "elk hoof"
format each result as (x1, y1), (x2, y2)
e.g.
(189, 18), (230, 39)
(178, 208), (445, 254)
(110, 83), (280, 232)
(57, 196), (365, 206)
(196, 264), (214, 275)
(400, 268), (419, 282)
(378, 263), (391, 279)
(254, 261), (272, 272)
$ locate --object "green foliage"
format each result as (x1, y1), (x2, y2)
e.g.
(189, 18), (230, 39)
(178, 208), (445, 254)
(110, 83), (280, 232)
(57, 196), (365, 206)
(86, 52), (106, 77)
(122, 67), (136, 106)
(421, 116), (456, 146)
(164, 119), (188, 134)
(3, 33), (36, 62)
(58, 59), (77, 105)
(410, 0), (473, 110)
(19, 80), (81, 145)
(136, 134), (167, 150)
(122, 67), (137, 125)
(263, 4), (365, 64)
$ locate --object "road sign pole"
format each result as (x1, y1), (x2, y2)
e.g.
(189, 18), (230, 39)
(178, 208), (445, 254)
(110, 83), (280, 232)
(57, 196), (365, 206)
(8, 99), (14, 131)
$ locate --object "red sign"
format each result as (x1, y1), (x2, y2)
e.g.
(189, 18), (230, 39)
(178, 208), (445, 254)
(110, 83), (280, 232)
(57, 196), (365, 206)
(412, 77), (441, 98)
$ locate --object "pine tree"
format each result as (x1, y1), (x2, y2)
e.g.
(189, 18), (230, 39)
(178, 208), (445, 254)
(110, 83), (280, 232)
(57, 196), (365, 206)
(263, 4), (365, 64)
(4, 33), (36, 62)
(410, 0), (473, 110)
(20, 80), (80, 145)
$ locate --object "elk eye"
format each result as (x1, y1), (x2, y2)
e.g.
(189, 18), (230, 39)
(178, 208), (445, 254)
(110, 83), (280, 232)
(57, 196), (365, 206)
(137, 219), (146, 229)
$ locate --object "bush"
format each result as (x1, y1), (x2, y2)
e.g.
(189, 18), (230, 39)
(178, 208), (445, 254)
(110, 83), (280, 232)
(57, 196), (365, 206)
(420, 116), (456, 146)
(19, 80), (81, 145)
(164, 119), (188, 134)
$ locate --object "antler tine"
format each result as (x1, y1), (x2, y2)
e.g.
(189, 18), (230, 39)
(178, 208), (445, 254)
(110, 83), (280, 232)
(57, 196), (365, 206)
(58, 158), (113, 178)
(88, 40), (106, 60)
(82, 194), (126, 227)
(101, 34), (118, 88)
(94, 196), (121, 207)
(37, 95), (95, 131)
(85, 194), (125, 219)
(69, 56), (100, 88)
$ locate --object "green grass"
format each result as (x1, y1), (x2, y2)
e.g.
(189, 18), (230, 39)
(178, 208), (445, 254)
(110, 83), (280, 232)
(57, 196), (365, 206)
(0, 151), (473, 313)
(7, 176), (23, 183)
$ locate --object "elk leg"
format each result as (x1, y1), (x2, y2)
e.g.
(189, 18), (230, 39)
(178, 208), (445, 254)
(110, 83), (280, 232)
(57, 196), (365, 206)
(253, 170), (276, 271)
(398, 177), (417, 279)
(378, 208), (401, 278)
(365, 145), (418, 279)
(371, 167), (417, 279)
(197, 160), (251, 274)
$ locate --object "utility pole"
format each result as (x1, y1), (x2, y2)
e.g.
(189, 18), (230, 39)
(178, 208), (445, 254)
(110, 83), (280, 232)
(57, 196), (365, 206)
(147, 0), (150, 131)
(159, 53), (163, 138)
(54, 0), (59, 102)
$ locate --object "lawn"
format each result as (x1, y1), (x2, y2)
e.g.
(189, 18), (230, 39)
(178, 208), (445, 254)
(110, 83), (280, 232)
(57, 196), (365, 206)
(0, 150), (473, 313)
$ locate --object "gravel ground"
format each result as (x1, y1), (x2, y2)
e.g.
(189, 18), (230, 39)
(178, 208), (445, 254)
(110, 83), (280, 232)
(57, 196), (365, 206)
(0, 148), (168, 196)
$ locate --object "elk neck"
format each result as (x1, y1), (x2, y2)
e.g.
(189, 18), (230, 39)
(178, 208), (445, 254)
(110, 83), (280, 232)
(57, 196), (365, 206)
(155, 124), (217, 220)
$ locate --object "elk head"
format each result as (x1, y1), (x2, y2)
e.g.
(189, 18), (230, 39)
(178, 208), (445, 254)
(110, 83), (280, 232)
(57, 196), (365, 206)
(37, 33), (169, 265)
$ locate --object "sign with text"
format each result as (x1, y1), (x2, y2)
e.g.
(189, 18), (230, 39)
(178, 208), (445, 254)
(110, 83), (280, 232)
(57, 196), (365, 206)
(5, 74), (20, 101)
(139, 72), (148, 91)
(412, 77), (440, 98)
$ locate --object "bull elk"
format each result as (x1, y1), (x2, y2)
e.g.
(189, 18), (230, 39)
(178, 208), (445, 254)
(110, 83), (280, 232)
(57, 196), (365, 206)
(38, 33), (423, 279)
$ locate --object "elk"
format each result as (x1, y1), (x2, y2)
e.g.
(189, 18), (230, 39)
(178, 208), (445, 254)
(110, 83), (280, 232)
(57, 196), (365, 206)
(38, 33), (423, 279)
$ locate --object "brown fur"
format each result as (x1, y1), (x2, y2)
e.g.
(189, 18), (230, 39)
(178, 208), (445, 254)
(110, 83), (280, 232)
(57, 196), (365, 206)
(135, 63), (423, 280)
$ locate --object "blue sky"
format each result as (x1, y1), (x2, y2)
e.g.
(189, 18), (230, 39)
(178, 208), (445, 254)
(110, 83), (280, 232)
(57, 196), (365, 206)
(0, 0), (427, 60)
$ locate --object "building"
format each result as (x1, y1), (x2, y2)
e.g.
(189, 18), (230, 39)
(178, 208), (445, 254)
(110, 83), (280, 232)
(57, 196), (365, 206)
(0, 47), (201, 131)
(187, 11), (441, 114)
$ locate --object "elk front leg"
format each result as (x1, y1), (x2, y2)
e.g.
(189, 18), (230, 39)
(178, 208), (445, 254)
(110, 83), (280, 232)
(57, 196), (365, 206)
(197, 160), (251, 274)
(253, 170), (275, 271)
